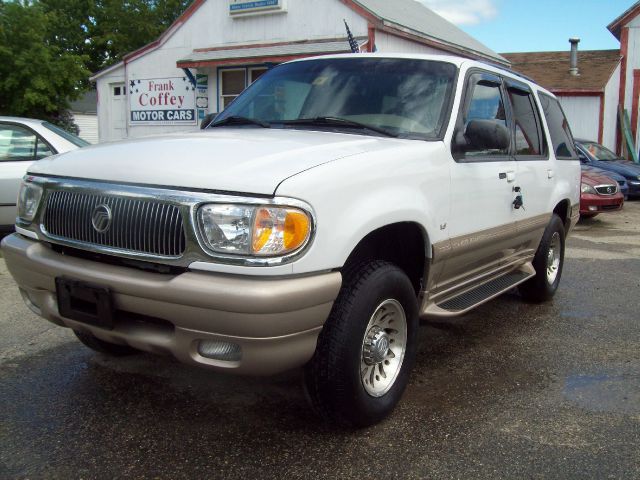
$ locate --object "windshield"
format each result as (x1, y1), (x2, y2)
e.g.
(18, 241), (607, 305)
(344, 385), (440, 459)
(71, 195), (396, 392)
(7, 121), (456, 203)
(42, 122), (90, 148)
(214, 57), (458, 139)
(582, 142), (619, 161)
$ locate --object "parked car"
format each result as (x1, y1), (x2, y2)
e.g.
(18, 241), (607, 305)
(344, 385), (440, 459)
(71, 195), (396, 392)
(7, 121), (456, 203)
(580, 169), (624, 218)
(581, 164), (628, 198)
(0, 117), (89, 233)
(575, 139), (640, 197)
(1, 54), (580, 427)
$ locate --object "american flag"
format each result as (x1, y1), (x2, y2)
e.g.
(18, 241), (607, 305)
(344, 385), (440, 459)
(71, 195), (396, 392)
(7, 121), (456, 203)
(344, 20), (360, 53)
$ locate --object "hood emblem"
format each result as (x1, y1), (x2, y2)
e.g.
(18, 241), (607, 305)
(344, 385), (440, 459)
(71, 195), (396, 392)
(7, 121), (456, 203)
(91, 204), (113, 233)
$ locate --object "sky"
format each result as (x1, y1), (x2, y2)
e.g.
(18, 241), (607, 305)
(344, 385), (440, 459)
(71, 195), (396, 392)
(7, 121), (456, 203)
(418, 0), (634, 53)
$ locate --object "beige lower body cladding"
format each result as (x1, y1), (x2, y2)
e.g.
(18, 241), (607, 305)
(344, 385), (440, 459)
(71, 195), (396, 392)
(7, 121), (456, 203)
(1, 234), (342, 375)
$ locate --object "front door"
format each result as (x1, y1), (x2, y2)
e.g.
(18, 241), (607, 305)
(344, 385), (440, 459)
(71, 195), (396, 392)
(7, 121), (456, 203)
(441, 71), (518, 290)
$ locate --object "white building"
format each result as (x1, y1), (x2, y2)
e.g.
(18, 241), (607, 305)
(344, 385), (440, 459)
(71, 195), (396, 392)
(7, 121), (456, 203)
(70, 90), (99, 144)
(90, 0), (507, 142)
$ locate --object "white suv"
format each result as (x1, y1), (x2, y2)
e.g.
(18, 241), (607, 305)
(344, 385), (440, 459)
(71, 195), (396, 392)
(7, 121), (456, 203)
(1, 54), (580, 427)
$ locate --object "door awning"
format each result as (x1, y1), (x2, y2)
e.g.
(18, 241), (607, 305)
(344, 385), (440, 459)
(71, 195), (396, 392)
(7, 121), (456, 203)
(176, 37), (367, 69)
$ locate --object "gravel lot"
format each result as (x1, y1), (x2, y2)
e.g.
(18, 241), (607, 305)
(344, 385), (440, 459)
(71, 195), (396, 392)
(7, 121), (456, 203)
(1, 203), (639, 479)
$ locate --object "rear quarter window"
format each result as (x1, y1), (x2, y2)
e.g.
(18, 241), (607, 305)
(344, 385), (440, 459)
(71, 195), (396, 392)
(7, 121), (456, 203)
(538, 92), (577, 160)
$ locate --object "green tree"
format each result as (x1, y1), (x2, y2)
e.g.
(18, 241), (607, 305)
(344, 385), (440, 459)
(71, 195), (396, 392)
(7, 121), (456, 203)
(40, 0), (192, 74)
(0, 1), (89, 131)
(0, 0), (191, 131)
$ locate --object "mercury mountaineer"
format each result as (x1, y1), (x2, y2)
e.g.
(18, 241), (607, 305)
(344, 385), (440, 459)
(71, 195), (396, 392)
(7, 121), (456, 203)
(1, 53), (580, 427)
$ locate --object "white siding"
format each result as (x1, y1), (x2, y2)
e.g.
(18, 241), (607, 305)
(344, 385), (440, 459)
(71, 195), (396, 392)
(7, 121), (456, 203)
(375, 31), (446, 55)
(557, 95), (600, 142)
(111, 0), (369, 139)
(603, 63), (621, 151)
(73, 113), (99, 144)
(95, 0), (457, 140)
(623, 16), (640, 114)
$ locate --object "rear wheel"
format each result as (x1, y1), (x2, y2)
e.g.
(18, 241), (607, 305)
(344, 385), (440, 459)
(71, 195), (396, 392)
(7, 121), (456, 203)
(304, 260), (418, 428)
(73, 330), (140, 356)
(519, 214), (565, 302)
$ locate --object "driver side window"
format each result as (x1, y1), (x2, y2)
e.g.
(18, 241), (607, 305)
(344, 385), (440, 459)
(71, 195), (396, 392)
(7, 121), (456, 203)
(465, 82), (508, 157)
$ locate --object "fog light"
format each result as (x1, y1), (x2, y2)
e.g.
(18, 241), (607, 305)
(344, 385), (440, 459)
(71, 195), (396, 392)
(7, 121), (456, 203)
(197, 340), (242, 361)
(588, 206), (598, 211)
(19, 288), (42, 315)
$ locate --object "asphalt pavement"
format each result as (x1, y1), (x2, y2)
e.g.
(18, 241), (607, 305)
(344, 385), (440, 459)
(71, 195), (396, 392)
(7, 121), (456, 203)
(1, 203), (639, 479)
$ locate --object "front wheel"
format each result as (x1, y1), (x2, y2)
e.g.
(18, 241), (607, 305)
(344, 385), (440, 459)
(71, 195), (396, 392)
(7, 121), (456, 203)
(519, 214), (566, 302)
(304, 260), (418, 428)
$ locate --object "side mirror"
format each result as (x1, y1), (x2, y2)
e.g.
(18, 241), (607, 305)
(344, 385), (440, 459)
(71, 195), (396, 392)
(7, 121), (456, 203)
(454, 119), (510, 154)
(200, 112), (217, 129)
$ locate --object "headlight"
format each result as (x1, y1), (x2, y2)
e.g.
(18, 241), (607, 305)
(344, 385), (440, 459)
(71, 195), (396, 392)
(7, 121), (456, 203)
(581, 183), (596, 194)
(197, 203), (312, 257)
(17, 180), (43, 222)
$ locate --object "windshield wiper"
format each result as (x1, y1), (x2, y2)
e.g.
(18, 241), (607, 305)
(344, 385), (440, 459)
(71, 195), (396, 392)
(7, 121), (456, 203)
(280, 117), (398, 137)
(210, 115), (271, 128)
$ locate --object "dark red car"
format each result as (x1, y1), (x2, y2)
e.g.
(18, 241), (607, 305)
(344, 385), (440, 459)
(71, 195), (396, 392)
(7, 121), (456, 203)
(580, 169), (624, 218)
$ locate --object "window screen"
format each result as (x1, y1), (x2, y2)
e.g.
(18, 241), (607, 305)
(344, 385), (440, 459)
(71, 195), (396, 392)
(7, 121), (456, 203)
(508, 87), (545, 157)
(538, 93), (577, 159)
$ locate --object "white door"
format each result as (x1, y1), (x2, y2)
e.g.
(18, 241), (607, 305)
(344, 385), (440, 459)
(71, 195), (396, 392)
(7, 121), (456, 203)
(505, 80), (556, 254)
(443, 72), (518, 288)
(108, 83), (127, 141)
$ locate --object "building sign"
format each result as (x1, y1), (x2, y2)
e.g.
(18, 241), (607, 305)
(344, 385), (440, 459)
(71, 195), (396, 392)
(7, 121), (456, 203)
(195, 74), (209, 121)
(229, 0), (284, 15)
(129, 77), (196, 125)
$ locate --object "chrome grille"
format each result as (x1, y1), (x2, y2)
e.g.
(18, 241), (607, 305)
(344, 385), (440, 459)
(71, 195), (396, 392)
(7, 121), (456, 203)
(42, 190), (186, 257)
(595, 185), (617, 195)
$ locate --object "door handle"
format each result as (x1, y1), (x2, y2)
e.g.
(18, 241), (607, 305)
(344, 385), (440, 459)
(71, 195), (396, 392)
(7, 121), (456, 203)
(498, 171), (516, 182)
(547, 169), (554, 179)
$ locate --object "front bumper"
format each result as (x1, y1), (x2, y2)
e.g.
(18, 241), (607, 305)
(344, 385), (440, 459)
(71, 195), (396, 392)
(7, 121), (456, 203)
(1, 234), (341, 375)
(579, 192), (624, 215)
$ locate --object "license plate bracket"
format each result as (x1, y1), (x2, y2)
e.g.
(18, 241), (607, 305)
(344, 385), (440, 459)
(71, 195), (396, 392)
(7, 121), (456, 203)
(55, 277), (114, 330)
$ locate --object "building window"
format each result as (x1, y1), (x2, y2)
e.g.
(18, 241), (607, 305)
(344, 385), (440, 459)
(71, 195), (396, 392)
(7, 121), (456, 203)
(219, 66), (269, 110)
(113, 85), (126, 96)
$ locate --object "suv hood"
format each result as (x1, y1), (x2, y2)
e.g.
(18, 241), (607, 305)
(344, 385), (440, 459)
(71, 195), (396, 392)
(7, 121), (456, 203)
(28, 128), (403, 195)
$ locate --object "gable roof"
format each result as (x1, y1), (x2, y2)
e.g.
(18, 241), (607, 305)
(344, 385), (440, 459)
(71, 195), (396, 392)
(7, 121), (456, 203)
(70, 90), (97, 114)
(501, 50), (621, 93)
(608, 1), (640, 40)
(91, 0), (506, 81)
(345, 0), (507, 65)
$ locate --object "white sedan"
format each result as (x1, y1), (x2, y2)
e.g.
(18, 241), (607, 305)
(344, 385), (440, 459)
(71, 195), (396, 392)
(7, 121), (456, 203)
(0, 117), (89, 232)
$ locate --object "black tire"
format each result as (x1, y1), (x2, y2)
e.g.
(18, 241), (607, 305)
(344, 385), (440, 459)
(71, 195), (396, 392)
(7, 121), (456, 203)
(304, 260), (418, 428)
(73, 329), (140, 356)
(519, 214), (565, 303)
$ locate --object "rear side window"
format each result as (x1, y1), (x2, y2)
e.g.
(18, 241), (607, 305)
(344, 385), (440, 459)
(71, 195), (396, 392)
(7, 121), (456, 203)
(538, 93), (577, 159)
(508, 87), (546, 158)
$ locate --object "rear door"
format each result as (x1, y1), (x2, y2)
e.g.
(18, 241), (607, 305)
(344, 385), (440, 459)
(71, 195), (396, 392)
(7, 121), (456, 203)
(504, 79), (555, 255)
